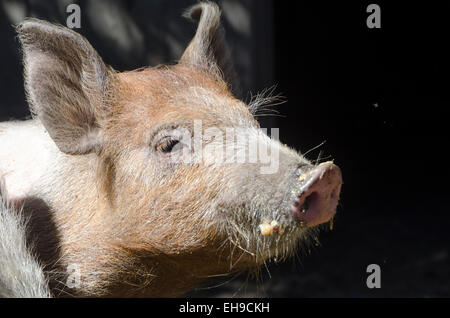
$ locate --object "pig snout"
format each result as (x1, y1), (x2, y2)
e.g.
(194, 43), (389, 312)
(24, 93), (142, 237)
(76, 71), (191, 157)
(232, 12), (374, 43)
(291, 162), (342, 227)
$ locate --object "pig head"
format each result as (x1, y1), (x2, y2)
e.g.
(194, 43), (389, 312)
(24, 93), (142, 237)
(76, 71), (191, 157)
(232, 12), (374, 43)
(6, 2), (342, 297)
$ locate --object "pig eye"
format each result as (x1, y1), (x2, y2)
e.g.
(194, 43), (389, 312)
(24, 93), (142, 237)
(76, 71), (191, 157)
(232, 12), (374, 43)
(155, 137), (180, 153)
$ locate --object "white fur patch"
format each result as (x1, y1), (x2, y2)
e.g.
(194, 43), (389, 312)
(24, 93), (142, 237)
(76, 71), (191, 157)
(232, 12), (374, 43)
(0, 120), (59, 201)
(0, 194), (51, 297)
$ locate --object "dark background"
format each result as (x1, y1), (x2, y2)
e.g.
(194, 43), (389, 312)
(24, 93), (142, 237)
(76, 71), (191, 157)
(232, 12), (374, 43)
(1, 1), (449, 297)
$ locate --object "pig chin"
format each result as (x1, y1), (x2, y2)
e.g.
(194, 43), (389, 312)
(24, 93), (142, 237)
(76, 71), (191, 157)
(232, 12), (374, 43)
(220, 161), (342, 264)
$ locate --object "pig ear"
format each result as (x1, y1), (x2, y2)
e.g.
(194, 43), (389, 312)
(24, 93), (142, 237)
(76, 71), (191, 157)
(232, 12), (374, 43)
(180, 2), (236, 92)
(17, 19), (113, 155)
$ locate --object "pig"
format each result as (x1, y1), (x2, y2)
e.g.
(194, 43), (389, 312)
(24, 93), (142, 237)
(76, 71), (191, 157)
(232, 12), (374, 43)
(0, 2), (342, 297)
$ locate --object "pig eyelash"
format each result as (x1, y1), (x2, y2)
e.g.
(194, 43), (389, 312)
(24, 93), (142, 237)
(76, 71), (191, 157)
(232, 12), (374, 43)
(155, 137), (180, 153)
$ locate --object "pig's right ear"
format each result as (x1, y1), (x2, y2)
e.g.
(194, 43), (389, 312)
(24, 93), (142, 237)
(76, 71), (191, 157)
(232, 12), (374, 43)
(17, 19), (113, 155)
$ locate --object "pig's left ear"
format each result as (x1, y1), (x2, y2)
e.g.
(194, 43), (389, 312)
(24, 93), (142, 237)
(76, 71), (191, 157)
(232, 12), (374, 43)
(17, 19), (113, 155)
(180, 2), (237, 93)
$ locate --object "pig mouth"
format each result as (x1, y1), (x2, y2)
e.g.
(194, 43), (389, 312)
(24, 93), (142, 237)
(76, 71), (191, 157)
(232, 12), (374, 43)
(290, 161), (342, 228)
(219, 161), (342, 264)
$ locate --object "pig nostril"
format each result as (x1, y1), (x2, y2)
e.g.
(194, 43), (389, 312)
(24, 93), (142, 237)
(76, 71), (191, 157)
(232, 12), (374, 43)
(301, 204), (307, 213)
(301, 192), (318, 214)
(300, 199), (308, 213)
(331, 188), (338, 200)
